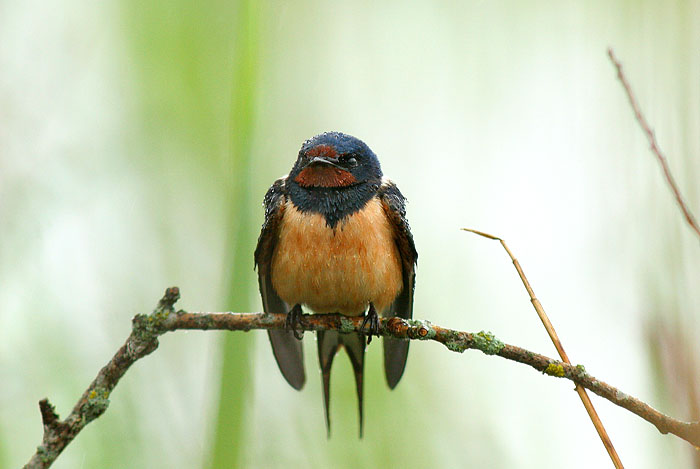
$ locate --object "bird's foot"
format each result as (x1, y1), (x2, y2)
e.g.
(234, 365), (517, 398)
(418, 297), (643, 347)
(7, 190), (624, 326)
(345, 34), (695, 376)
(361, 303), (380, 345)
(285, 304), (305, 340)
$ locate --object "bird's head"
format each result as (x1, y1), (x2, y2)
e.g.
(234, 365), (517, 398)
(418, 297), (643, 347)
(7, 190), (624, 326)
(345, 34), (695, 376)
(289, 132), (382, 189)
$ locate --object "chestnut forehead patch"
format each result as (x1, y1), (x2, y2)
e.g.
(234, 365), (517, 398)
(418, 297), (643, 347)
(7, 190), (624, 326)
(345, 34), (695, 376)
(294, 166), (356, 188)
(306, 144), (338, 159)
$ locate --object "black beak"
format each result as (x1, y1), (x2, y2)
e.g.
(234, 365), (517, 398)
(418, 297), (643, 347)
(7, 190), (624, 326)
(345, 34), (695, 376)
(307, 156), (342, 169)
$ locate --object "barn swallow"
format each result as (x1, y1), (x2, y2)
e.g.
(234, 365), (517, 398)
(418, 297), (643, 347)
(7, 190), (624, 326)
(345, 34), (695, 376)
(254, 132), (417, 436)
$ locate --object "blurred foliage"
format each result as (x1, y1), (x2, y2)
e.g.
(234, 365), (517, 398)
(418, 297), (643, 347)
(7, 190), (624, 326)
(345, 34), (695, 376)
(210, 0), (260, 467)
(123, 0), (261, 467)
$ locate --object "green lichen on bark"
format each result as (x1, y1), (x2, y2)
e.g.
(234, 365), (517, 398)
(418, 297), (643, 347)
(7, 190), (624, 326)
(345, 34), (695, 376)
(131, 291), (180, 340)
(131, 314), (160, 341)
(544, 362), (565, 377)
(472, 331), (505, 355)
(197, 314), (216, 330)
(406, 319), (436, 340)
(339, 316), (355, 334)
(259, 313), (277, 326)
(152, 308), (171, 322)
(36, 445), (56, 464)
(83, 387), (110, 423)
(132, 309), (171, 341)
(443, 330), (469, 353)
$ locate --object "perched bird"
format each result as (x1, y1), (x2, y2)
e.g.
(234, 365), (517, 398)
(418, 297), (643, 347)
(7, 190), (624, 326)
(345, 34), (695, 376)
(254, 132), (417, 435)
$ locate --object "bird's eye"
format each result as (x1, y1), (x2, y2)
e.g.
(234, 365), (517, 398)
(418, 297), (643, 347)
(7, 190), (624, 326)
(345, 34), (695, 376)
(341, 155), (358, 167)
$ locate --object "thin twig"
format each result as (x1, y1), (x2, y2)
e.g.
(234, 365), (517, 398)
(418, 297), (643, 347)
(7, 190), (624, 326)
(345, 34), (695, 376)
(462, 228), (624, 468)
(24, 287), (700, 468)
(608, 47), (700, 241)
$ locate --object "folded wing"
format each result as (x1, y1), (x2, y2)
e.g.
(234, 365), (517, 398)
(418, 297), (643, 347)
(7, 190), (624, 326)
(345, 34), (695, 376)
(378, 180), (418, 389)
(254, 177), (305, 390)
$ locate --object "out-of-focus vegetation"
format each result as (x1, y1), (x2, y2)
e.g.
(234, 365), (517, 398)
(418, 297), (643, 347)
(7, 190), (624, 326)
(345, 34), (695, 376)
(1, 1), (699, 468)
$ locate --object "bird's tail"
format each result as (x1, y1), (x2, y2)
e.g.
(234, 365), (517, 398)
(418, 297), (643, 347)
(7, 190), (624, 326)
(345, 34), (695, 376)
(317, 330), (365, 437)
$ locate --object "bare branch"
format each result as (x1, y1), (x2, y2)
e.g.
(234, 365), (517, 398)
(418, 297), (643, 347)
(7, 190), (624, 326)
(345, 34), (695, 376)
(608, 47), (700, 242)
(24, 287), (700, 468)
(463, 229), (623, 467)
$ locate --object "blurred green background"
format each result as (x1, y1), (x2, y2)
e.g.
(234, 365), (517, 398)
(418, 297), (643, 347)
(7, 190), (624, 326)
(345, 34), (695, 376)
(2, 1), (700, 467)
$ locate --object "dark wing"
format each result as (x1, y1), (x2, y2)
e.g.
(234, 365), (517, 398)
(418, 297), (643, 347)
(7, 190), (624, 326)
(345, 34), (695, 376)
(254, 177), (305, 390)
(378, 179), (418, 389)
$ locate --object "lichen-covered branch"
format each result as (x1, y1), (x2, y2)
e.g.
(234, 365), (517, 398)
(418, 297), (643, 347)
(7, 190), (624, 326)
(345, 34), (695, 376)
(23, 289), (177, 469)
(24, 287), (700, 468)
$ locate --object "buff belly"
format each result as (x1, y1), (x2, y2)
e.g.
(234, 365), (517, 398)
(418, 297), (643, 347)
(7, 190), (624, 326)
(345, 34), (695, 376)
(270, 197), (403, 316)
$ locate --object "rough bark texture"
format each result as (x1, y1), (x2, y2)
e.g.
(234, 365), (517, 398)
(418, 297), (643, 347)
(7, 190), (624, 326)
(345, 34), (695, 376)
(23, 287), (700, 468)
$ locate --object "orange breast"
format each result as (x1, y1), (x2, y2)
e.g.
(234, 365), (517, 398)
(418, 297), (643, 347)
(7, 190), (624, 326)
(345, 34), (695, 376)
(270, 198), (403, 316)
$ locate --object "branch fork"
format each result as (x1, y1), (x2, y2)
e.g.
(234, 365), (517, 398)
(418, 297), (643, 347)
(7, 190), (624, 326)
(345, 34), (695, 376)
(23, 287), (700, 468)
